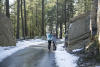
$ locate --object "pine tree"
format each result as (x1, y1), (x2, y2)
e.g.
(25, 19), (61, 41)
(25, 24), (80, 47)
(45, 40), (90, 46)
(60, 5), (63, 39)
(16, 0), (20, 39)
(41, 0), (45, 36)
(6, 0), (10, 18)
(97, 0), (100, 52)
(23, 0), (28, 37)
(64, 0), (67, 33)
(36, 3), (38, 27)
(90, 0), (98, 39)
(0, 0), (2, 13)
(56, 0), (58, 38)
(21, 0), (25, 39)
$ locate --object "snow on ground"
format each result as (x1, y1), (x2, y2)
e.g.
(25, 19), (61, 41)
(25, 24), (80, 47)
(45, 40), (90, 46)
(55, 43), (79, 67)
(72, 48), (83, 52)
(0, 39), (47, 62)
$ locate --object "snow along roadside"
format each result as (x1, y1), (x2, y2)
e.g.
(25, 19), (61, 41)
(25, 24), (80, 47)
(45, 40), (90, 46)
(0, 39), (47, 62)
(55, 43), (79, 67)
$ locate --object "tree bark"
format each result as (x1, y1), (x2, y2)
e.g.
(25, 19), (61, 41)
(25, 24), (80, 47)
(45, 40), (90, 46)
(0, 0), (2, 13)
(23, 0), (28, 37)
(30, 19), (32, 38)
(32, 9), (34, 37)
(56, 0), (58, 38)
(21, 0), (25, 39)
(6, 0), (10, 18)
(60, 22), (62, 39)
(90, 0), (98, 39)
(16, 0), (20, 39)
(97, 0), (100, 52)
(36, 4), (38, 27)
(64, 0), (67, 33)
(41, 0), (45, 36)
(60, 5), (63, 39)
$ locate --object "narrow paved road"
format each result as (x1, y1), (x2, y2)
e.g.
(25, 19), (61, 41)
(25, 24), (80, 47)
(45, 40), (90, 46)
(36, 51), (57, 67)
(0, 43), (58, 67)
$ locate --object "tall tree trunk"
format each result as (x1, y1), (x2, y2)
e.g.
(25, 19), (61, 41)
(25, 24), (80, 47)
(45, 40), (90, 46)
(41, 0), (45, 36)
(32, 10), (34, 37)
(60, 22), (62, 39)
(16, 0), (20, 39)
(0, 0), (2, 13)
(13, 18), (16, 37)
(21, 0), (25, 39)
(30, 20), (32, 38)
(56, 0), (58, 38)
(23, 0), (28, 37)
(6, 0), (10, 18)
(97, 0), (100, 52)
(36, 4), (38, 27)
(64, 0), (67, 33)
(90, 0), (98, 39)
(60, 5), (63, 39)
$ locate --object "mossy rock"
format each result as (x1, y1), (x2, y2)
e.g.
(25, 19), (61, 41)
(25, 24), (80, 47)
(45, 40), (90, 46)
(0, 14), (16, 46)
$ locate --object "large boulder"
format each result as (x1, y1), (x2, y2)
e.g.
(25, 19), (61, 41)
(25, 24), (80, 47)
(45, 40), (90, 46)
(68, 14), (90, 43)
(0, 14), (16, 46)
(66, 13), (91, 50)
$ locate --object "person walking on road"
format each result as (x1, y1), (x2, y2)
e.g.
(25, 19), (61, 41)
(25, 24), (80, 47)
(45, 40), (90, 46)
(46, 32), (52, 51)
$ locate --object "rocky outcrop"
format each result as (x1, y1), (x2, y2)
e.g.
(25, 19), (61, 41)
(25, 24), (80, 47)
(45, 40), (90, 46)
(0, 14), (16, 46)
(66, 13), (91, 50)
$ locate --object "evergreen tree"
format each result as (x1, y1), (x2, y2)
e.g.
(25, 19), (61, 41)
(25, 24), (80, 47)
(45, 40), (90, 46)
(56, 0), (58, 38)
(21, 0), (25, 39)
(23, 0), (28, 37)
(90, 0), (98, 39)
(41, 0), (45, 36)
(6, 0), (10, 18)
(16, 0), (20, 39)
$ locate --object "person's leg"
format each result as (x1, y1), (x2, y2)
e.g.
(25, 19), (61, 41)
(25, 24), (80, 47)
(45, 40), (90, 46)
(48, 40), (51, 51)
(53, 41), (56, 50)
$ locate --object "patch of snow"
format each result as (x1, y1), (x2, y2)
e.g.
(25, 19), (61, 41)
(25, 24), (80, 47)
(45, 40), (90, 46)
(0, 39), (47, 62)
(55, 43), (79, 67)
(72, 48), (83, 52)
(57, 38), (65, 42)
(69, 23), (72, 29)
(96, 66), (100, 67)
(16, 39), (47, 47)
(60, 38), (65, 41)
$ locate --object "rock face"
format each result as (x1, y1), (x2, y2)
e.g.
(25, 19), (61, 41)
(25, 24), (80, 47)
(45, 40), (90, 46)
(66, 13), (91, 50)
(0, 14), (16, 46)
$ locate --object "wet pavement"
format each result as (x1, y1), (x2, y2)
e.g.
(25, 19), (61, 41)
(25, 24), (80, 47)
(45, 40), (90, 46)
(37, 51), (57, 67)
(0, 43), (57, 67)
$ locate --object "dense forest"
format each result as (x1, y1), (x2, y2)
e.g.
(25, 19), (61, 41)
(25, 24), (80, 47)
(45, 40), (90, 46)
(0, 0), (92, 39)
